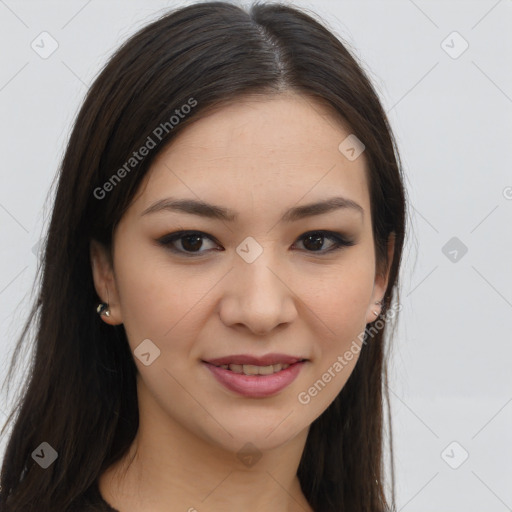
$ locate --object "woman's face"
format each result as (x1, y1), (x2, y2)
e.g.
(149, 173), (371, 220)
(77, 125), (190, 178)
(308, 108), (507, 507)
(91, 92), (391, 455)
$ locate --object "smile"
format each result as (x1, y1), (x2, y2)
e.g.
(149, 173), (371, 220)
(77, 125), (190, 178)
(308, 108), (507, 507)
(203, 360), (306, 398)
(213, 363), (291, 375)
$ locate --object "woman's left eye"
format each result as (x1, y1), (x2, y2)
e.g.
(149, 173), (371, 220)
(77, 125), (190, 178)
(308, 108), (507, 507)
(157, 230), (355, 256)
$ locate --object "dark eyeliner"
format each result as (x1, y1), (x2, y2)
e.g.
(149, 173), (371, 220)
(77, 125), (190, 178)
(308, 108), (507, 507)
(156, 230), (220, 256)
(298, 231), (356, 252)
(156, 230), (355, 256)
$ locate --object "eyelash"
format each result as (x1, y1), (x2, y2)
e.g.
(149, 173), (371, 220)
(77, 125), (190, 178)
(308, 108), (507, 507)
(156, 230), (355, 257)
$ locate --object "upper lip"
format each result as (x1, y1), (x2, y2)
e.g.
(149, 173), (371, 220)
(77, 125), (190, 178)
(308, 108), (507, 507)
(203, 353), (307, 366)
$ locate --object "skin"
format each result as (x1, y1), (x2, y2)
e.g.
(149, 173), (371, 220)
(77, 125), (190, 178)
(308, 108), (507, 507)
(90, 92), (393, 512)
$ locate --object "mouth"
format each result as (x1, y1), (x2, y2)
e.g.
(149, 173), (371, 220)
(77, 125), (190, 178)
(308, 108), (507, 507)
(204, 360), (307, 376)
(201, 359), (308, 398)
(203, 353), (308, 367)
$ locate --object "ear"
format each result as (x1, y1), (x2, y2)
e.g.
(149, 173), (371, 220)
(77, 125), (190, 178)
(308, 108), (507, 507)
(365, 232), (395, 324)
(90, 239), (123, 325)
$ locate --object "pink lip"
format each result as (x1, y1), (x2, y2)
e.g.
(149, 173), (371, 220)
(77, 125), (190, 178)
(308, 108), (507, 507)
(204, 353), (306, 366)
(203, 361), (306, 398)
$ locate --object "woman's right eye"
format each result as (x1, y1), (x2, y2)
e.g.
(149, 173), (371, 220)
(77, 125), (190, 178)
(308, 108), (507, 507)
(157, 231), (220, 256)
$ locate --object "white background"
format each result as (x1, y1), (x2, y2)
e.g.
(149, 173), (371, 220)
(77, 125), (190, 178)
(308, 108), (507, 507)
(1, 1), (511, 510)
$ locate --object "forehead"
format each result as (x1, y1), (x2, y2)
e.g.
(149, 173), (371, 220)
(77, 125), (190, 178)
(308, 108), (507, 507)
(132, 93), (370, 222)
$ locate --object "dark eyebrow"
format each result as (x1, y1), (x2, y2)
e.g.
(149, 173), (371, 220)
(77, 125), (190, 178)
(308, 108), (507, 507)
(140, 196), (364, 222)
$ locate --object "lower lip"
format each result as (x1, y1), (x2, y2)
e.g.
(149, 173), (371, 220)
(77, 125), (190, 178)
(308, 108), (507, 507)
(203, 361), (306, 398)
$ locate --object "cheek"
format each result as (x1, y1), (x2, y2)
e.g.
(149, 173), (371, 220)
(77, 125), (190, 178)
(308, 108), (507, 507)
(302, 258), (375, 340)
(295, 262), (373, 414)
(114, 233), (375, 358)
(113, 241), (200, 349)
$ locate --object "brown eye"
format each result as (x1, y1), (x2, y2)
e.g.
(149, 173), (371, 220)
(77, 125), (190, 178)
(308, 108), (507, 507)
(178, 234), (204, 252)
(294, 231), (355, 253)
(157, 231), (220, 255)
(157, 230), (355, 257)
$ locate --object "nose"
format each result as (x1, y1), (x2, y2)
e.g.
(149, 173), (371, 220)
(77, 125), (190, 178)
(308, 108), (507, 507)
(218, 253), (298, 336)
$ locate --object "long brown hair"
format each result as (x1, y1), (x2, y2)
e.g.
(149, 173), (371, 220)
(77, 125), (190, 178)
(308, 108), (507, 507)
(0, 2), (407, 510)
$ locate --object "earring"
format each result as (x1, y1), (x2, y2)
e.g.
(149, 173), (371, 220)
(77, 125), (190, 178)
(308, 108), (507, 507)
(372, 299), (384, 317)
(96, 302), (111, 317)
